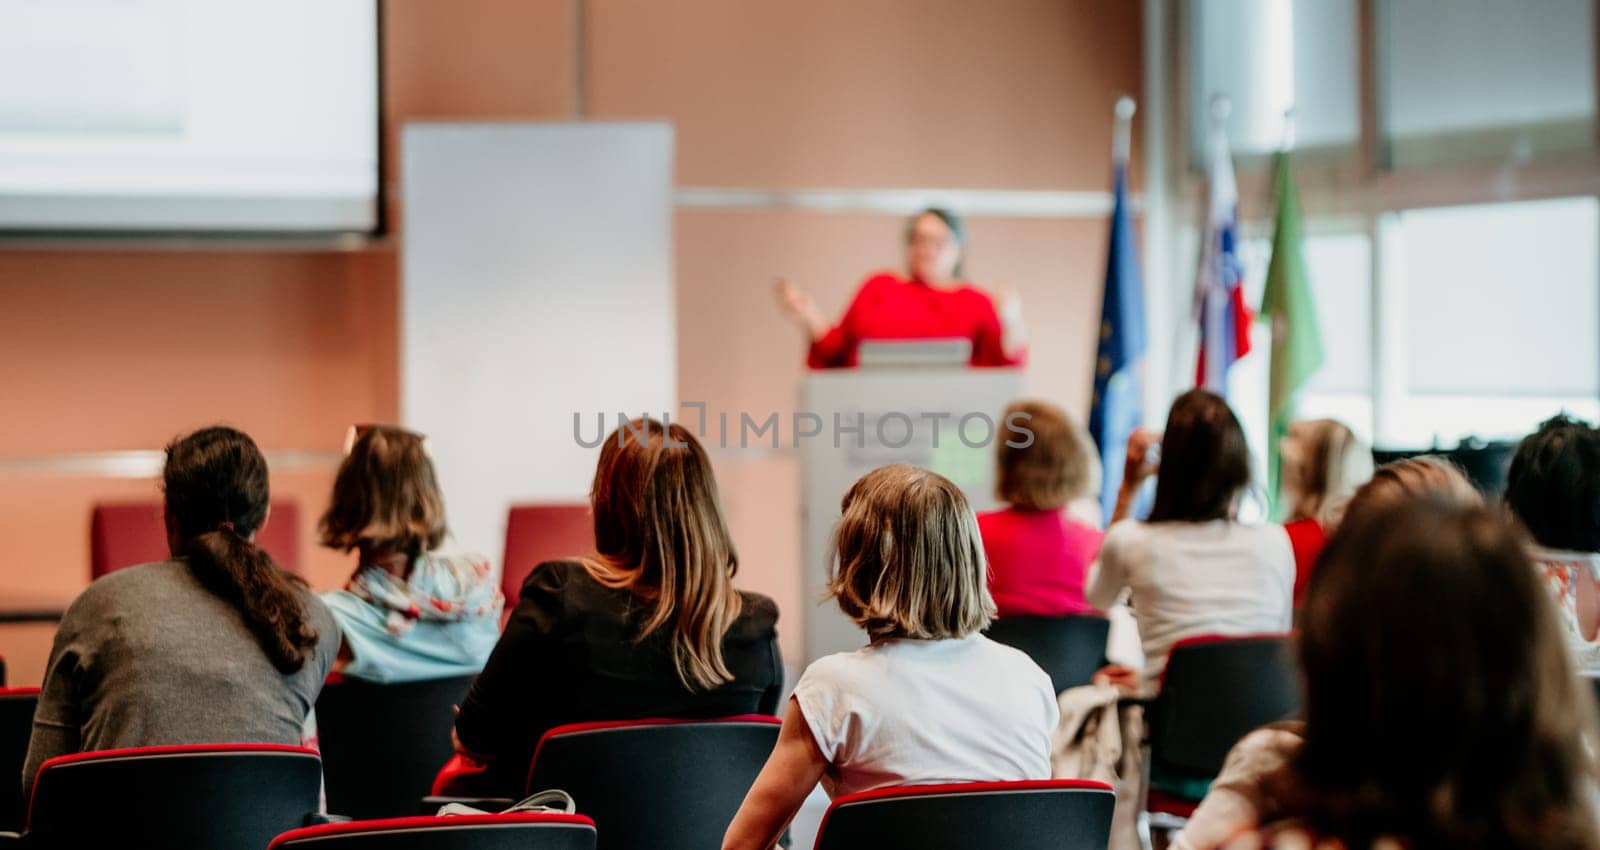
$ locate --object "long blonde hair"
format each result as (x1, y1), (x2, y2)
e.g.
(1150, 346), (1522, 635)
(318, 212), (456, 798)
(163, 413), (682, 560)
(583, 417), (743, 690)
(1282, 419), (1374, 527)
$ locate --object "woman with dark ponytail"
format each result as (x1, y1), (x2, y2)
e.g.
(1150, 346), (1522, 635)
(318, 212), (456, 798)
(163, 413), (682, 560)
(23, 426), (339, 793)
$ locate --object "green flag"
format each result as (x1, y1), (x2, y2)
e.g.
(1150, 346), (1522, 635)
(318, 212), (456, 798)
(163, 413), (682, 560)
(1259, 150), (1323, 518)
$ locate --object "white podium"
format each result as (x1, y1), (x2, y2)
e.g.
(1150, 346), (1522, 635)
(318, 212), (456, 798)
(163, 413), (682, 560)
(801, 365), (1024, 662)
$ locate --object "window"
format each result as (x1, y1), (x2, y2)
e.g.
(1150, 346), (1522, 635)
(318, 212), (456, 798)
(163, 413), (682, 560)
(1378, 0), (1596, 168)
(1382, 197), (1600, 445)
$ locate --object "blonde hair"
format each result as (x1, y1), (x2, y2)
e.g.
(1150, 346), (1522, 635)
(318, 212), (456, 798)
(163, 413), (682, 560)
(1341, 455), (1482, 528)
(583, 417), (743, 691)
(1282, 419), (1374, 528)
(829, 464), (995, 640)
(319, 425), (447, 560)
(995, 400), (1101, 511)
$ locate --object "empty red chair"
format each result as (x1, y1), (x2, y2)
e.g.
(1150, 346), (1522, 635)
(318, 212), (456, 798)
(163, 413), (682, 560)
(8, 743), (322, 849)
(0, 688), (38, 832)
(813, 779), (1116, 850)
(269, 813), (597, 850)
(1144, 634), (1300, 822)
(90, 500), (303, 579)
(501, 504), (592, 609)
(523, 716), (780, 850)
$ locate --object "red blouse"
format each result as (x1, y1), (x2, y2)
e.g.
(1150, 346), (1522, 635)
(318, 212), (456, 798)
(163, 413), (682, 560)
(978, 507), (1103, 619)
(1285, 517), (1327, 604)
(807, 272), (1025, 369)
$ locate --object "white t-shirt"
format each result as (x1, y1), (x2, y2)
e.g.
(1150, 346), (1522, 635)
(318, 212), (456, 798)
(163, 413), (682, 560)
(1085, 520), (1294, 697)
(792, 634), (1058, 798)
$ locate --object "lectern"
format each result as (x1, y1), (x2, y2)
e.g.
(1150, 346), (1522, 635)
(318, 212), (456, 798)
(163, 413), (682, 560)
(802, 343), (1024, 662)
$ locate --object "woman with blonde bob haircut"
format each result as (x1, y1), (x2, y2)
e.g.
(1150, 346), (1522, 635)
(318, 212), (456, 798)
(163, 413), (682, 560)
(445, 417), (782, 796)
(724, 465), (1058, 850)
(980, 400), (1105, 618)
(319, 425), (503, 683)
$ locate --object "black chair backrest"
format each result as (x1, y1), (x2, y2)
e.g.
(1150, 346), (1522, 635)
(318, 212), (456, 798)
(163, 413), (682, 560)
(316, 674), (476, 820)
(269, 812), (598, 850)
(983, 615), (1110, 694)
(1147, 634), (1300, 779)
(814, 779), (1115, 850)
(0, 688), (38, 832)
(525, 716), (781, 850)
(26, 744), (322, 850)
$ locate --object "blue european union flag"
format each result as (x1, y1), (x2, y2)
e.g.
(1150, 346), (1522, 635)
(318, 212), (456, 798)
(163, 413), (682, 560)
(1089, 163), (1146, 523)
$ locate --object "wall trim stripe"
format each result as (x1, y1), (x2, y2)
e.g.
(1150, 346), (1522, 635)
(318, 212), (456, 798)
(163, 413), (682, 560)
(673, 187), (1135, 218)
(0, 449), (344, 478)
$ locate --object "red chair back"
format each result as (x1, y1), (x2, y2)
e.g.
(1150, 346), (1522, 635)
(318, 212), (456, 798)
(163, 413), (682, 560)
(25, 743), (322, 849)
(813, 779), (1115, 850)
(502, 504), (591, 609)
(525, 716), (780, 850)
(0, 687), (39, 832)
(269, 812), (597, 850)
(90, 500), (303, 579)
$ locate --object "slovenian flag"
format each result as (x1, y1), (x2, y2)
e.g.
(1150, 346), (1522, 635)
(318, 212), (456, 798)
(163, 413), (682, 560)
(1194, 120), (1252, 394)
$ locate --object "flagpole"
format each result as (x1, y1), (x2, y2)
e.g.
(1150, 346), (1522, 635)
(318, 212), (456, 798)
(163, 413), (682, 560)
(1113, 95), (1136, 165)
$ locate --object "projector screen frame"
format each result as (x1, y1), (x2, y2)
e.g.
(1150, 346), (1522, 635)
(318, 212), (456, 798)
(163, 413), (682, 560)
(0, 0), (387, 243)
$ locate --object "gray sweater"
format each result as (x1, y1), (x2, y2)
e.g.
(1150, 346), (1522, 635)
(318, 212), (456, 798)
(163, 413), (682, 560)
(22, 560), (340, 795)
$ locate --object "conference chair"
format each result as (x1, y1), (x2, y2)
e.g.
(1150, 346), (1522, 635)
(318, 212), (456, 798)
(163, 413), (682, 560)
(502, 504), (592, 613)
(269, 813), (597, 850)
(90, 500), (303, 579)
(984, 614), (1111, 694)
(0, 688), (39, 832)
(316, 673), (478, 820)
(3, 743), (322, 850)
(522, 716), (781, 850)
(1143, 634), (1300, 821)
(813, 779), (1116, 850)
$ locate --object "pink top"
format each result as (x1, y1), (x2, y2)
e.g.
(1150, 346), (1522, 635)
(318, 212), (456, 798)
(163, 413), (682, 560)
(978, 507), (1103, 618)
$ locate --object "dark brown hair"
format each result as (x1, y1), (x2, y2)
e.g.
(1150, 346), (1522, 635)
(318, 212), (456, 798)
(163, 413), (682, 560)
(585, 417), (743, 691)
(1284, 498), (1600, 850)
(995, 400), (1099, 512)
(164, 427), (319, 674)
(830, 464), (995, 640)
(1506, 414), (1600, 553)
(1149, 389), (1252, 523)
(319, 426), (447, 561)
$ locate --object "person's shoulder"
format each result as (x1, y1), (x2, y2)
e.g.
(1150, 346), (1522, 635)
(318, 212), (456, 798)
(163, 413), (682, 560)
(976, 635), (1051, 680)
(1239, 522), (1295, 562)
(860, 271), (904, 290)
(523, 559), (585, 595)
(732, 589), (779, 637)
(797, 646), (879, 690)
(76, 560), (185, 606)
(1100, 519), (1148, 554)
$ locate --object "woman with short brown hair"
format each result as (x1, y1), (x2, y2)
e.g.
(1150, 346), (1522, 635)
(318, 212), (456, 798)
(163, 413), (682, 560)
(318, 425), (502, 683)
(979, 400), (1104, 618)
(445, 417), (782, 796)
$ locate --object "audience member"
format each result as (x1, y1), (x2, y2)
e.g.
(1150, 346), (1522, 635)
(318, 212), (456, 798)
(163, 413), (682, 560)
(722, 464), (1057, 850)
(1180, 498), (1599, 850)
(318, 425), (501, 683)
(1086, 389), (1294, 696)
(1277, 418), (1373, 602)
(1506, 414), (1600, 676)
(444, 417), (781, 796)
(979, 400), (1104, 618)
(22, 427), (339, 794)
